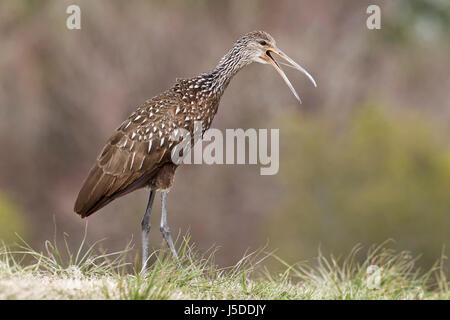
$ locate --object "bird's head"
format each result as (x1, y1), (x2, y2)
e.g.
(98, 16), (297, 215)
(236, 30), (317, 103)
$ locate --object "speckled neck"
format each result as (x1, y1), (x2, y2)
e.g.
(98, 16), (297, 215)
(207, 43), (250, 96)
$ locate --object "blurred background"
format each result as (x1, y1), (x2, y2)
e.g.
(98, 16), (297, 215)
(0, 0), (449, 272)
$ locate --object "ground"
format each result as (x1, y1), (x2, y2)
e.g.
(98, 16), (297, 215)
(0, 235), (448, 300)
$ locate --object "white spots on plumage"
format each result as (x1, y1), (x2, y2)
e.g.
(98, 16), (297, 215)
(148, 140), (153, 153)
(116, 74), (221, 170)
(130, 152), (136, 170)
(124, 121), (131, 130)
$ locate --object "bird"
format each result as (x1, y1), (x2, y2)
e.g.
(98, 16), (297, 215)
(74, 30), (317, 272)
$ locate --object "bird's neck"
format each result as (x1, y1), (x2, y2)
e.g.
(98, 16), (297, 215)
(207, 46), (249, 96)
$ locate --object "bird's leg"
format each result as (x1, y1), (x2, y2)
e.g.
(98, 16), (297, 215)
(141, 190), (156, 274)
(160, 191), (179, 259)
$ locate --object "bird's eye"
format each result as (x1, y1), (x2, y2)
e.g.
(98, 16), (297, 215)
(259, 40), (267, 46)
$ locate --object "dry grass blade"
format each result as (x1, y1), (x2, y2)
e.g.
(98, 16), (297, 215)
(0, 234), (449, 299)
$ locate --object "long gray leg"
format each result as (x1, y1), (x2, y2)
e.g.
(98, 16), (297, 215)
(160, 191), (178, 259)
(141, 190), (156, 273)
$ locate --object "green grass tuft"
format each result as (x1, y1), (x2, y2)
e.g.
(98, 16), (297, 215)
(0, 235), (448, 299)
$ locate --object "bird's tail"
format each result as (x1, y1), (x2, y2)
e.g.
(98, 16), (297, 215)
(74, 164), (117, 217)
(74, 162), (153, 218)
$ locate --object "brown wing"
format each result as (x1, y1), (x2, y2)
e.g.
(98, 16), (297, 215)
(74, 94), (180, 218)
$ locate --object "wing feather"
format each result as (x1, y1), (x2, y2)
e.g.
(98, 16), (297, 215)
(74, 90), (181, 217)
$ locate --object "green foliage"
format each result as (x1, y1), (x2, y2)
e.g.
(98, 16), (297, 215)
(0, 194), (26, 244)
(381, 0), (450, 44)
(270, 105), (450, 267)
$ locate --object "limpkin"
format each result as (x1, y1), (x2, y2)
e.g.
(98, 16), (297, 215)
(74, 31), (316, 272)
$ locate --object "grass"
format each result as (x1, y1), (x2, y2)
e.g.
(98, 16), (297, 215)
(0, 232), (449, 300)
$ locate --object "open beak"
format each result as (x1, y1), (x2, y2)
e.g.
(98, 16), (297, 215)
(264, 47), (317, 104)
